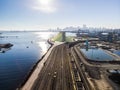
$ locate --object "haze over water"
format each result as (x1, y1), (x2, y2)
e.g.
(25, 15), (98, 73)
(0, 32), (54, 90)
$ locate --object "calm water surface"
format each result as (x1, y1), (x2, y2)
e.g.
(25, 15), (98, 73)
(0, 32), (55, 90)
(113, 50), (120, 56)
(81, 48), (115, 61)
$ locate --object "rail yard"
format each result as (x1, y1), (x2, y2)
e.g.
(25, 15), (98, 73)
(18, 31), (120, 90)
(18, 40), (120, 90)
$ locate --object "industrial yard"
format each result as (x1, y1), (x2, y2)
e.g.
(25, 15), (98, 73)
(18, 31), (120, 90)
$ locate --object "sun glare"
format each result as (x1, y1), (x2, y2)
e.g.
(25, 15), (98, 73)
(38, 0), (52, 5)
(33, 0), (57, 13)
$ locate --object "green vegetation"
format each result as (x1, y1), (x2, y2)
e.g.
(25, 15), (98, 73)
(66, 36), (74, 42)
(52, 32), (63, 42)
(52, 32), (74, 42)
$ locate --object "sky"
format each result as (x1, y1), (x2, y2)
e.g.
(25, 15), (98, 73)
(0, 0), (120, 30)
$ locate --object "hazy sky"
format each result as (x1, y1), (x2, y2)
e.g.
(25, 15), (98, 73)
(0, 0), (120, 30)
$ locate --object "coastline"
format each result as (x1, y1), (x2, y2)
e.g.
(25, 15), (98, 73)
(17, 39), (55, 90)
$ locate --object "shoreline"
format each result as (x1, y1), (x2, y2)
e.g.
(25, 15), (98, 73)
(17, 40), (78, 90)
(17, 39), (55, 90)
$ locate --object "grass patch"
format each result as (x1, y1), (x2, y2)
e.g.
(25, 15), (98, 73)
(66, 36), (74, 42)
(52, 32), (74, 42)
(52, 32), (63, 42)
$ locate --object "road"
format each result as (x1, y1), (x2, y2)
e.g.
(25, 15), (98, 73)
(73, 45), (120, 90)
(74, 46), (120, 69)
(31, 44), (74, 90)
(71, 47), (92, 90)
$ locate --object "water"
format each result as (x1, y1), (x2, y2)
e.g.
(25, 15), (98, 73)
(80, 48), (115, 61)
(0, 31), (55, 90)
(113, 50), (120, 56)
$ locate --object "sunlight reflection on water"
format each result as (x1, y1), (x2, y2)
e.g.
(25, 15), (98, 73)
(34, 32), (55, 54)
(38, 41), (48, 54)
(0, 32), (56, 90)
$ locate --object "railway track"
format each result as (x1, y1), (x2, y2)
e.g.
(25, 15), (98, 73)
(31, 44), (74, 90)
(71, 47), (92, 90)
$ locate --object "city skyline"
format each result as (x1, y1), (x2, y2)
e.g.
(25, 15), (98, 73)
(0, 0), (120, 30)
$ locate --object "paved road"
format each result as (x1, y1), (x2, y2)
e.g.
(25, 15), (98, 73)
(71, 47), (92, 90)
(74, 46), (120, 69)
(31, 44), (74, 90)
(20, 43), (62, 90)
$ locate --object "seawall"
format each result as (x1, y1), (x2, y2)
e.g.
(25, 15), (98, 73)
(17, 40), (55, 90)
